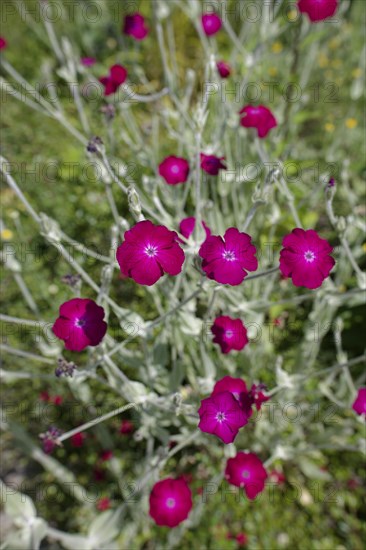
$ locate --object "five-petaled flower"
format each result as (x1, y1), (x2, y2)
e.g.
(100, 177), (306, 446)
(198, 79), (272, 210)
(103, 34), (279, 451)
(352, 388), (366, 417)
(279, 228), (335, 289)
(211, 316), (249, 354)
(239, 105), (277, 138)
(201, 13), (222, 36)
(117, 220), (185, 286)
(99, 64), (127, 96)
(0, 37), (7, 50)
(225, 452), (268, 499)
(123, 13), (149, 40)
(298, 0), (338, 22)
(159, 156), (190, 185)
(179, 217), (211, 241)
(199, 227), (258, 285)
(53, 298), (107, 352)
(200, 153), (227, 176)
(149, 478), (192, 527)
(217, 61), (231, 78)
(198, 391), (248, 443)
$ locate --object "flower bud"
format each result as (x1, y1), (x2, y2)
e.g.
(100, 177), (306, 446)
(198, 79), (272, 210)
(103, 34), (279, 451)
(127, 186), (143, 221)
(40, 213), (62, 243)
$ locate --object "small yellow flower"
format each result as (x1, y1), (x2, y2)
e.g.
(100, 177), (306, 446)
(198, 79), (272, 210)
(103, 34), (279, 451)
(338, 285), (346, 293)
(271, 41), (283, 54)
(324, 123), (335, 133)
(318, 54), (329, 68)
(352, 68), (362, 79)
(287, 9), (298, 21)
(362, 243), (366, 253)
(345, 118), (357, 129)
(1, 229), (13, 240)
(268, 67), (278, 77)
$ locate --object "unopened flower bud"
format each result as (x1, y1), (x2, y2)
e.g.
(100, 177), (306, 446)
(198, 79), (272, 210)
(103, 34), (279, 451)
(87, 136), (104, 154)
(128, 186), (143, 220)
(61, 274), (81, 291)
(336, 216), (346, 233)
(100, 104), (116, 121)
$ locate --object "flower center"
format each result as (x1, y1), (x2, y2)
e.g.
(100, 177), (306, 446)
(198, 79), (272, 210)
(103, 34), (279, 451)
(75, 319), (86, 327)
(304, 250), (316, 263)
(223, 250), (236, 262)
(242, 470), (250, 479)
(171, 165), (180, 174)
(144, 244), (158, 257)
(225, 330), (234, 339)
(166, 498), (176, 509)
(216, 411), (226, 422)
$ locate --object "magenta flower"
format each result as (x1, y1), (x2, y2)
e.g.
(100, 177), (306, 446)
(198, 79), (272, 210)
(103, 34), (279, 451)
(71, 432), (86, 448)
(198, 391), (248, 443)
(159, 156), (190, 185)
(149, 478), (192, 527)
(99, 64), (127, 96)
(212, 376), (248, 400)
(240, 384), (270, 417)
(116, 220), (185, 286)
(123, 13), (148, 40)
(216, 61), (231, 78)
(279, 228), (335, 289)
(298, 0), (338, 22)
(328, 177), (335, 187)
(227, 533), (249, 547)
(53, 299), (107, 352)
(39, 426), (62, 454)
(201, 13), (222, 36)
(352, 388), (366, 417)
(199, 227), (258, 285)
(100, 449), (113, 461)
(81, 57), (96, 67)
(225, 452), (268, 499)
(269, 470), (286, 485)
(97, 497), (111, 511)
(119, 420), (134, 435)
(179, 217), (211, 240)
(211, 316), (248, 354)
(239, 105), (277, 138)
(0, 37), (7, 50)
(235, 533), (248, 547)
(200, 153), (227, 176)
